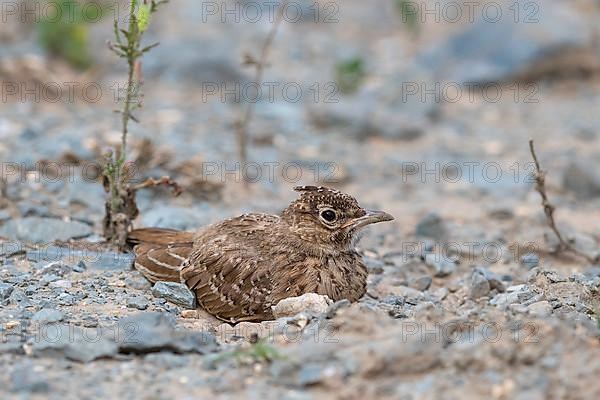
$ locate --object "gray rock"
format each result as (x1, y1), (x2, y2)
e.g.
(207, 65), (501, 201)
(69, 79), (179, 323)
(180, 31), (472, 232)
(6, 273), (31, 286)
(409, 276), (432, 292)
(32, 324), (119, 363)
(528, 301), (553, 318)
(423, 254), (456, 277)
(0, 282), (14, 300)
(9, 288), (32, 307)
(117, 312), (218, 355)
(0, 217), (92, 243)
(386, 286), (424, 305)
(32, 308), (64, 323)
(563, 161), (600, 199)
(24, 285), (39, 296)
(125, 275), (152, 290)
(324, 299), (351, 319)
(469, 271), (491, 299)
(127, 296), (150, 310)
(49, 279), (72, 289)
(40, 274), (61, 286)
(475, 267), (507, 293)
(416, 213), (448, 241)
(72, 260), (87, 273)
(491, 285), (537, 309)
(57, 293), (75, 306)
(152, 281), (196, 309)
(39, 261), (71, 276)
(521, 254), (540, 270)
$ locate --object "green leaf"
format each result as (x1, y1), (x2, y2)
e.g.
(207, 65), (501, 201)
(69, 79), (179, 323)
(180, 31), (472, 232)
(137, 4), (152, 33)
(335, 57), (366, 94)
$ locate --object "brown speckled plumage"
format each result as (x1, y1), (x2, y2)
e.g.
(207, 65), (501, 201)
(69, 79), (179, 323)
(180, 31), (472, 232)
(128, 186), (394, 322)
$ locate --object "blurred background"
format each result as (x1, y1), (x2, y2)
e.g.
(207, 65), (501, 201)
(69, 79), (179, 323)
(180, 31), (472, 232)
(1, 0), (600, 247)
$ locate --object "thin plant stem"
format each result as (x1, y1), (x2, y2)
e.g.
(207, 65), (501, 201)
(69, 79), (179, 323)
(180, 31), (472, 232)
(236, 0), (287, 167)
(529, 139), (597, 264)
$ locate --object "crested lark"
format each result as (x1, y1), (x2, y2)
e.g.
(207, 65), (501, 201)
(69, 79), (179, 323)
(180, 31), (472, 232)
(128, 186), (394, 322)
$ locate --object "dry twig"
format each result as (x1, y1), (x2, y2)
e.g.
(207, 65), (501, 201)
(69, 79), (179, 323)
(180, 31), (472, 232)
(235, 0), (288, 167)
(133, 176), (183, 196)
(528, 139), (597, 264)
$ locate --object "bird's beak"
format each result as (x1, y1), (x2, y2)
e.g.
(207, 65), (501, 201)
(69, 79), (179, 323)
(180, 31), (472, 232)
(344, 210), (394, 230)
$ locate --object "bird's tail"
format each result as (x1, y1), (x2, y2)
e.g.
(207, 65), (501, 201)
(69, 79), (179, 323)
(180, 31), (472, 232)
(127, 228), (195, 284)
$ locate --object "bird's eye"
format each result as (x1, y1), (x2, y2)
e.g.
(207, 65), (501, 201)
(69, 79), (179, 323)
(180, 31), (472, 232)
(320, 209), (337, 223)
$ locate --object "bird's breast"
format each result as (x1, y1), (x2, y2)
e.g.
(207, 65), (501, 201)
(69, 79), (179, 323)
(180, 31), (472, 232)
(289, 252), (367, 303)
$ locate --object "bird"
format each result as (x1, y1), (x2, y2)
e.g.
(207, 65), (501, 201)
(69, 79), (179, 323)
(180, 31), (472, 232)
(128, 186), (394, 323)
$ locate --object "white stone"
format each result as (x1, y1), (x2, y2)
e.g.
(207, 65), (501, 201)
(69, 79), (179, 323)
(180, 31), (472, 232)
(272, 293), (333, 319)
(527, 301), (553, 318)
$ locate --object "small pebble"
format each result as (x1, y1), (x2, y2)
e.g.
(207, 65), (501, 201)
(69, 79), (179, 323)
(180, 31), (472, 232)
(32, 309), (64, 323)
(6, 321), (20, 330)
(0, 283), (14, 300)
(181, 310), (199, 319)
(57, 293), (75, 306)
(40, 274), (61, 286)
(49, 280), (72, 289)
(125, 276), (152, 291)
(469, 272), (491, 299)
(424, 254), (456, 277)
(521, 254), (540, 270)
(127, 296), (150, 310)
(527, 301), (552, 318)
(152, 282), (196, 310)
(409, 276), (432, 291)
(72, 261), (87, 273)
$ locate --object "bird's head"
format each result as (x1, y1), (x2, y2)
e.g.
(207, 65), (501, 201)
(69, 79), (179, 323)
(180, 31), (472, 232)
(281, 186), (394, 253)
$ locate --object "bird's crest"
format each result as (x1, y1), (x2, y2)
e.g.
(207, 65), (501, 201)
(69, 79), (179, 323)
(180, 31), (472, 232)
(291, 186), (360, 213)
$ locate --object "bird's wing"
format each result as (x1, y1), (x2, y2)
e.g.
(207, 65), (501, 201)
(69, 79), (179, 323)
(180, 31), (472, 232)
(128, 228), (195, 246)
(181, 214), (304, 322)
